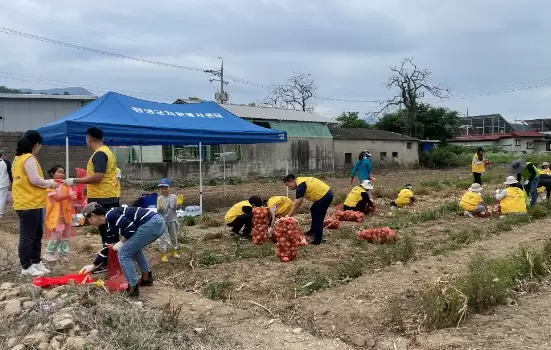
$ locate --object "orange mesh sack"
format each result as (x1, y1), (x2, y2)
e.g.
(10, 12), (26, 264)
(357, 227), (398, 244)
(252, 207), (270, 245)
(273, 217), (306, 262)
(335, 210), (365, 222)
(104, 246), (128, 293)
(323, 216), (340, 229)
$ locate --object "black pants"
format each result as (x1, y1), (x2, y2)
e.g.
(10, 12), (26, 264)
(89, 200), (119, 245)
(310, 190), (334, 243)
(17, 208), (44, 269)
(538, 174), (551, 198)
(228, 213), (253, 236)
(473, 172), (482, 185)
(344, 199), (369, 213)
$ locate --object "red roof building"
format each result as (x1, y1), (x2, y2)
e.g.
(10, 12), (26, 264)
(450, 132), (550, 153)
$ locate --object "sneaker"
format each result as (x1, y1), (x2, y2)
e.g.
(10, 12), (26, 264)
(33, 262), (51, 274)
(139, 271), (154, 287)
(125, 285), (140, 298)
(43, 253), (58, 263)
(171, 251), (181, 259)
(61, 256), (69, 264)
(310, 239), (327, 245)
(21, 265), (45, 277)
(160, 253), (169, 263)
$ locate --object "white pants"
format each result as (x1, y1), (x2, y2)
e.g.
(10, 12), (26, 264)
(0, 187), (8, 216)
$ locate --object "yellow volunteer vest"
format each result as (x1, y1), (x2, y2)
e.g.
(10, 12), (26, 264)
(225, 200), (251, 224)
(11, 153), (47, 210)
(267, 196), (293, 217)
(86, 145), (118, 199)
(114, 167), (121, 198)
(395, 188), (414, 206)
(296, 177), (330, 202)
(472, 154), (485, 173)
(344, 186), (366, 207)
(459, 191), (482, 212)
(542, 168), (551, 175)
(500, 187), (527, 214)
(45, 184), (74, 231)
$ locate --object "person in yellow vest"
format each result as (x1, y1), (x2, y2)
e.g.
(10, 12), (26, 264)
(283, 174), (333, 245)
(343, 180), (375, 213)
(538, 162), (551, 200)
(11, 130), (59, 277)
(225, 196), (263, 238)
(64, 127), (119, 245)
(509, 159), (541, 207)
(495, 176), (527, 215)
(472, 147), (485, 185)
(43, 165), (77, 263)
(391, 184), (415, 207)
(266, 195), (293, 229)
(459, 183), (486, 217)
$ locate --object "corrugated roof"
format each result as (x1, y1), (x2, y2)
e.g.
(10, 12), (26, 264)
(0, 93), (97, 100)
(329, 127), (416, 141)
(269, 121), (333, 138)
(451, 131), (547, 142)
(218, 104), (337, 123)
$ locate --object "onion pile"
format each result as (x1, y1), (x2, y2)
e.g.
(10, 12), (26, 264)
(251, 207), (270, 245)
(335, 210), (365, 223)
(273, 217), (307, 262)
(323, 217), (340, 229)
(358, 227), (398, 243)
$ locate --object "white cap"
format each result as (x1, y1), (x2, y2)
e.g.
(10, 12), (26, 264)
(361, 180), (373, 190)
(504, 176), (518, 185)
(468, 183), (483, 192)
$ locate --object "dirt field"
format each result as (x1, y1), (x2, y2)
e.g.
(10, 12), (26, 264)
(2, 165), (551, 349)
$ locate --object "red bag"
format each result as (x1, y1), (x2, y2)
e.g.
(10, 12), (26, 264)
(32, 273), (96, 288)
(357, 227), (398, 244)
(273, 217), (307, 262)
(335, 210), (365, 223)
(252, 207), (270, 245)
(74, 168), (88, 209)
(104, 246), (128, 292)
(323, 217), (340, 229)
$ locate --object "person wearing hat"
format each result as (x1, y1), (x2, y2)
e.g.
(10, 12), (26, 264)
(343, 180), (375, 213)
(392, 184), (415, 207)
(495, 176), (527, 214)
(459, 183), (486, 217)
(471, 147), (486, 185)
(0, 149), (13, 220)
(156, 178), (180, 263)
(510, 159), (541, 207)
(225, 196), (264, 238)
(350, 151), (372, 184)
(538, 162), (551, 200)
(79, 202), (164, 297)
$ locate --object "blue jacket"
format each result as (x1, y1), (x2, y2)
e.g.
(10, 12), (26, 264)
(350, 158), (372, 182)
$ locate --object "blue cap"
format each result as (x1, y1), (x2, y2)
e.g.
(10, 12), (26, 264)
(158, 178), (172, 187)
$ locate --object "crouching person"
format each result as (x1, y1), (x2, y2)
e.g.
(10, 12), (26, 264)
(495, 176), (528, 215)
(81, 202), (164, 298)
(225, 196), (263, 238)
(459, 183), (486, 217)
(344, 180), (375, 213)
(391, 184), (415, 207)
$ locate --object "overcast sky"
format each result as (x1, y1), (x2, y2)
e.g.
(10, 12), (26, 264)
(0, 0), (550, 121)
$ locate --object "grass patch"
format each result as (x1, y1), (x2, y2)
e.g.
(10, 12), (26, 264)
(198, 248), (225, 266)
(182, 216), (197, 226)
(376, 188), (398, 199)
(376, 234), (416, 265)
(415, 186), (430, 195)
(294, 267), (330, 296)
(198, 214), (222, 228)
(389, 202), (459, 229)
(235, 242), (274, 259)
(332, 191), (347, 205)
(452, 228), (484, 245)
(202, 279), (234, 300)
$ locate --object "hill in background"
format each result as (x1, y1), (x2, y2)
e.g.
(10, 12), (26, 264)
(0, 85), (94, 95)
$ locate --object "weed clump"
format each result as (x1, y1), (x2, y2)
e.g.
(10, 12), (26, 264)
(376, 234), (416, 265)
(202, 279), (234, 300)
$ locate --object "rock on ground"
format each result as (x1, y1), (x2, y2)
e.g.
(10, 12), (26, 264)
(23, 331), (48, 345)
(65, 336), (86, 350)
(3, 299), (22, 317)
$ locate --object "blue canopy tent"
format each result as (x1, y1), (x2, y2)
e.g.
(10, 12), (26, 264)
(36, 92), (288, 212)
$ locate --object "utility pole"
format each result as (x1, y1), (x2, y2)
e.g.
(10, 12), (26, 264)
(204, 57), (228, 104)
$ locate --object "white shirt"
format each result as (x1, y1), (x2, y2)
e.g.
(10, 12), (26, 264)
(0, 160), (9, 188)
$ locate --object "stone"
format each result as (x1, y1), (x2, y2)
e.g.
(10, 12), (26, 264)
(45, 289), (60, 300)
(3, 299), (22, 317)
(292, 328), (303, 334)
(4, 288), (21, 299)
(37, 343), (50, 350)
(86, 329), (99, 343)
(350, 334), (366, 347)
(20, 284), (43, 298)
(65, 336), (86, 350)
(1, 282), (15, 290)
(22, 301), (36, 309)
(50, 336), (62, 350)
(366, 339), (376, 348)
(7, 338), (18, 347)
(93, 347), (103, 350)
(55, 318), (75, 331)
(23, 331), (48, 345)
(11, 345), (25, 350)
(193, 328), (205, 334)
(0, 290), (7, 301)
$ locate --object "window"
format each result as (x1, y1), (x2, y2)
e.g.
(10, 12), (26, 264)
(407, 142), (412, 149)
(380, 152), (387, 163)
(527, 142), (534, 149)
(516, 140), (521, 146)
(345, 153), (352, 164)
(392, 152), (398, 158)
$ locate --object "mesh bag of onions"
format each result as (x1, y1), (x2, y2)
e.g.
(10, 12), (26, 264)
(273, 217), (307, 262)
(335, 210), (365, 223)
(323, 216), (340, 229)
(357, 227), (398, 244)
(252, 207), (270, 245)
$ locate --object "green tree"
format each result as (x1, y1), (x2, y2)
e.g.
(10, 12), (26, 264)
(0, 86), (22, 93)
(336, 111), (371, 128)
(63, 91), (70, 95)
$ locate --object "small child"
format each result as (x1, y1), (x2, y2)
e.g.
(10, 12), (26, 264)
(157, 178), (180, 262)
(459, 183), (486, 217)
(391, 184), (415, 207)
(43, 165), (76, 263)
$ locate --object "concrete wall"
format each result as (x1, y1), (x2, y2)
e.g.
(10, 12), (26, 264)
(449, 138), (550, 153)
(333, 139), (418, 171)
(0, 98), (87, 132)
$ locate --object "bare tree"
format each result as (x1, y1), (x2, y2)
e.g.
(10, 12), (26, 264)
(377, 58), (450, 137)
(262, 72), (317, 112)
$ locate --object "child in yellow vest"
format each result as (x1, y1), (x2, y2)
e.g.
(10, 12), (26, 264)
(538, 162), (551, 199)
(43, 165), (77, 263)
(459, 183), (486, 217)
(391, 184), (415, 207)
(495, 176), (527, 215)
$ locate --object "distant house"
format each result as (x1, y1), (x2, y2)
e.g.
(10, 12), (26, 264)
(449, 131), (550, 153)
(329, 127), (418, 169)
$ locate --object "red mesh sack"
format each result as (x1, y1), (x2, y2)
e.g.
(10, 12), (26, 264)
(104, 246), (128, 292)
(32, 273), (96, 288)
(273, 217), (306, 262)
(252, 207), (270, 245)
(357, 227), (398, 244)
(323, 217), (340, 229)
(335, 210), (365, 223)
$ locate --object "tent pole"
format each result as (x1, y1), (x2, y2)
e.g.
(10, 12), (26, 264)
(65, 137), (69, 179)
(140, 145), (144, 192)
(199, 142), (203, 215)
(222, 144), (226, 196)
